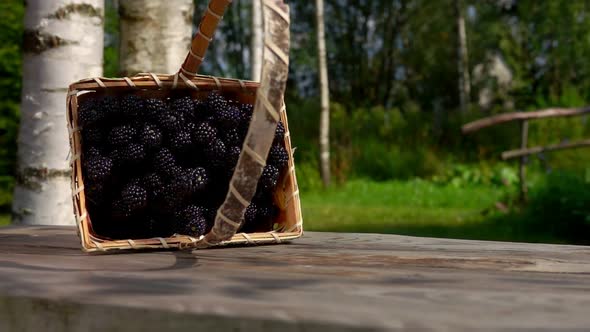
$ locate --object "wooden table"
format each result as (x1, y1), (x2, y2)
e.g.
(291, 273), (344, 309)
(0, 226), (589, 331)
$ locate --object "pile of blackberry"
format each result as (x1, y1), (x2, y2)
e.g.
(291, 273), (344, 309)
(78, 92), (289, 239)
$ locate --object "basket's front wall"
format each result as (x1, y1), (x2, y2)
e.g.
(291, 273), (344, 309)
(67, 74), (302, 252)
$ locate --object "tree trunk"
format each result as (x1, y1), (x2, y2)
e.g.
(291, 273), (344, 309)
(316, 0), (331, 187)
(251, 0), (263, 81)
(455, 0), (471, 113)
(13, 0), (104, 225)
(119, 0), (193, 75)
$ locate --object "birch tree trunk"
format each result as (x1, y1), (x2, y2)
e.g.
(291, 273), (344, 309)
(251, 0), (263, 81)
(119, 0), (193, 75)
(316, 0), (331, 187)
(12, 0), (104, 225)
(455, 0), (471, 113)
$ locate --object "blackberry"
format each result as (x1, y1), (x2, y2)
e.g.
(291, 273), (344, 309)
(206, 91), (228, 114)
(112, 198), (132, 218)
(120, 94), (144, 117)
(109, 149), (122, 166)
(171, 96), (195, 119)
(142, 172), (163, 192)
(169, 130), (193, 152)
(176, 209), (207, 237)
(223, 128), (242, 147)
(120, 184), (148, 213)
(268, 144), (289, 169)
(85, 156), (113, 181)
(120, 143), (146, 163)
(186, 167), (208, 193)
(145, 98), (167, 120)
(82, 127), (104, 145)
(227, 146), (241, 168)
(193, 121), (218, 145)
(99, 96), (119, 117)
(138, 124), (163, 149)
(239, 103), (254, 123)
(108, 125), (136, 147)
(275, 121), (285, 143)
(84, 146), (102, 159)
(78, 99), (101, 126)
(216, 105), (241, 128)
(158, 109), (184, 132)
(153, 148), (176, 174)
(259, 164), (279, 190)
(205, 138), (227, 167)
(244, 203), (257, 225)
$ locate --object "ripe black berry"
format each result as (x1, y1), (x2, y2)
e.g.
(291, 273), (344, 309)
(108, 125), (136, 147)
(259, 164), (279, 190)
(120, 184), (148, 213)
(268, 144), (289, 169)
(85, 156), (113, 181)
(223, 128), (242, 147)
(176, 205), (208, 236)
(171, 96), (194, 119)
(120, 143), (146, 163)
(227, 146), (241, 168)
(145, 98), (167, 120)
(138, 124), (163, 149)
(78, 99), (102, 126)
(120, 94), (144, 117)
(193, 121), (218, 145)
(153, 148), (176, 174)
(169, 130), (193, 152)
(206, 91), (228, 114)
(205, 138), (227, 167)
(216, 105), (241, 128)
(275, 121), (285, 143)
(186, 167), (208, 193)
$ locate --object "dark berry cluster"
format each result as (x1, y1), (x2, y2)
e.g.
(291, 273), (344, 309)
(78, 92), (288, 240)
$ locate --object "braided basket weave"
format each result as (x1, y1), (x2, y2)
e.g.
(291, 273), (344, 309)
(66, 0), (302, 252)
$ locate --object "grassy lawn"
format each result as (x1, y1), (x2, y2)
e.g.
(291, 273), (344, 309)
(0, 213), (8, 226)
(301, 179), (561, 243)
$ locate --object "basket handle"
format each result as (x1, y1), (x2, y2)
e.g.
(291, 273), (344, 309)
(182, 0), (291, 249)
(179, 0), (232, 77)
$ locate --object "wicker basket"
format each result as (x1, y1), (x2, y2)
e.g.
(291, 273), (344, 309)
(66, 0), (302, 252)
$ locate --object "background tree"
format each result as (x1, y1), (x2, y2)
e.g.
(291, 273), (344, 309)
(251, 0), (263, 81)
(12, 0), (104, 225)
(316, 0), (330, 187)
(456, 0), (471, 113)
(119, 0), (193, 75)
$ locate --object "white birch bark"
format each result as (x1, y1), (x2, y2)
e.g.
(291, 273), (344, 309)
(119, 0), (193, 75)
(13, 0), (104, 225)
(251, 0), (263, 81)
(456, 0), (471, 113)
(316, 0), (331, 187)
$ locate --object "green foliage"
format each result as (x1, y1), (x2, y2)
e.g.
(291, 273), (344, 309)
(518, 171), (590, 243)
(0, 0), (23, 215)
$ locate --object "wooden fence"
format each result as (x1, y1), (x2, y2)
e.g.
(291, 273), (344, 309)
(462, 107), (590, 201)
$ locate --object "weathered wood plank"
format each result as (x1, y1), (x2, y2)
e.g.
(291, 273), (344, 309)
(461, 106), (590, 134)
(1, 226), (590, 331)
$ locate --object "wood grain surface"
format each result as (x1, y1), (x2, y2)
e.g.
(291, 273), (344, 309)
(0, 226), (589, 331)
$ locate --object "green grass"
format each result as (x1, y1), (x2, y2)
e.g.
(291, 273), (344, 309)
(301, 179), (561, 243)
(0, 213), (9, 226)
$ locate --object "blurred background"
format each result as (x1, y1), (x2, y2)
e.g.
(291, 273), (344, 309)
(2, 0), (590, 244)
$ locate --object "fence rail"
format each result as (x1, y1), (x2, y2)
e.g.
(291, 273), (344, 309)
(462, 106), (590, 201)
